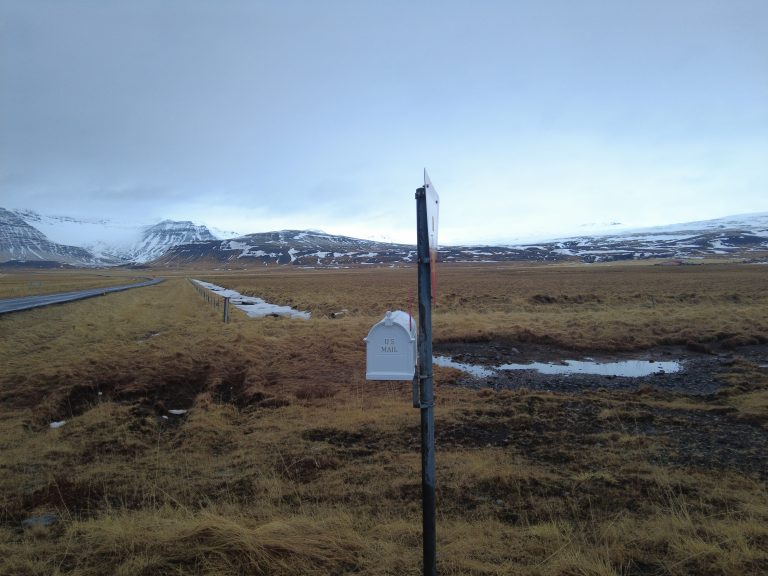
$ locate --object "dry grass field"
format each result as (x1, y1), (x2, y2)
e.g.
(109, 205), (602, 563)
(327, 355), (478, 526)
(1, 262), (767, 575)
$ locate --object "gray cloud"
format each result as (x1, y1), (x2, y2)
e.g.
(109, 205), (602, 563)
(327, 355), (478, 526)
(1, 0), (766, 242)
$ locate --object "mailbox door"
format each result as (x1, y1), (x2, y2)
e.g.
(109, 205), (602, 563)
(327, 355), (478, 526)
(366, 324), (415, 380)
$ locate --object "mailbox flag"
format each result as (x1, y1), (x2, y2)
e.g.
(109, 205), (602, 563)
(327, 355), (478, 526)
(424, 169), (439, 305)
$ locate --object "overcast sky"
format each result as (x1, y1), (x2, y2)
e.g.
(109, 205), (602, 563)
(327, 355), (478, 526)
(1, 0), (766, 244)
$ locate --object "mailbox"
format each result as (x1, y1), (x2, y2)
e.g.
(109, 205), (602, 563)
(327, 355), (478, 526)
(365, 310), (417, 380)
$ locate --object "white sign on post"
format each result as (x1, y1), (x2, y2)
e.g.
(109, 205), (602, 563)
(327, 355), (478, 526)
(364, 310), (417, 380)
(424, 169), (439, 253)
(424, 169), (439, 303)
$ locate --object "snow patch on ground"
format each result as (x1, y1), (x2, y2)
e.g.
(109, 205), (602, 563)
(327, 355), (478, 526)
(192, 280), (310, 319)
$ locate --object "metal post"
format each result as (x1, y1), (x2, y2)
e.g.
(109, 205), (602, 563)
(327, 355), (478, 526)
(416, 186), (437, 576)
(223, 296), (230, 323)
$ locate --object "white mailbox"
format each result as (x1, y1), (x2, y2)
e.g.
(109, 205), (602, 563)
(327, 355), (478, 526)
(365, 310), (417, 380)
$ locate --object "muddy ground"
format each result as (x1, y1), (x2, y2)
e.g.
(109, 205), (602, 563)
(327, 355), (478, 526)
(433, 341), (768, 481)
(434, 341), (768, 395)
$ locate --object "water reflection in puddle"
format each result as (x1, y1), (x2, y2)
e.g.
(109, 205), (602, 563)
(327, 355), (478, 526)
(433, 356), (681, 378)
(498, 359), (681, 377)
(433, 356), (496, 378)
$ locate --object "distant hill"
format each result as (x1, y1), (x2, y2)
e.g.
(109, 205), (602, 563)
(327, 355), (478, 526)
(151, 214), (768, 268)
(532, 213), (768, 264)
(2, 208), (766, 267)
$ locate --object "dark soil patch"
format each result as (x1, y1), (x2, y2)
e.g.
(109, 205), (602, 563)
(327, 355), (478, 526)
(484, 361), (723, 396)
(437, 395), (768, 481)
(60, 383), (111, 418)
(435, 340), (570, 365)
(133, 366), (212, 409)
(213, 365), (250, 405)
(9, 477), (107, 523)
(439, 400), (606, 464)
(41, 360), (290, 422)
(529, 293), (603, 305)
(432, 341), (768, 479)
(303, 427), (384, 457)
(210, 365), (286, 409)
(639, 407), (768, 480)
(277, 455), (342, 483)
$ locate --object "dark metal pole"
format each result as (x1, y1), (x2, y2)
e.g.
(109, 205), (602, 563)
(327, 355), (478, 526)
(416, 186), (437, 576)
(224, 296), (230, 323)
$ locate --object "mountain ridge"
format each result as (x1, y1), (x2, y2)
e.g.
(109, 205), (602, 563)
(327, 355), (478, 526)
(8, 210), (220, 265)
(153, 214), (768, 268)
(0, 208), (98, 266)
(2, 208), (767, 267)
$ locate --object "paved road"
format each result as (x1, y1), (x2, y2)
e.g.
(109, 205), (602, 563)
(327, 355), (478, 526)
(0, 278), (164, 315)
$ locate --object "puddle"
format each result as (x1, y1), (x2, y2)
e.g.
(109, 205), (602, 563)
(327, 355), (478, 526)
(498, 359), (681, 377)
(22, 514), (59, 529)
(433, 356), (496, 378)
(50, 421), (66, 429)
(433, 356), (682, 379)
(192, 280), (310, 319)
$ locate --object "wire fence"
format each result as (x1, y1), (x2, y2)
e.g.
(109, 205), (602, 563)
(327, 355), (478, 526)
(189, 279), (230, 323)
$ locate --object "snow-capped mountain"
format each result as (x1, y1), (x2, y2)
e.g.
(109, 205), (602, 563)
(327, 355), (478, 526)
(152, 213), (768, 267)
(3, 209), (766, 268)
(12, 209), (144, 264)
(152, 229), (416, 266)
(7, 209), (222, 265)
(0, 208), (97, 266)
(642, 212), (768, 234)
(132, 220), (216, 263)
(535, 212), (768, 263)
